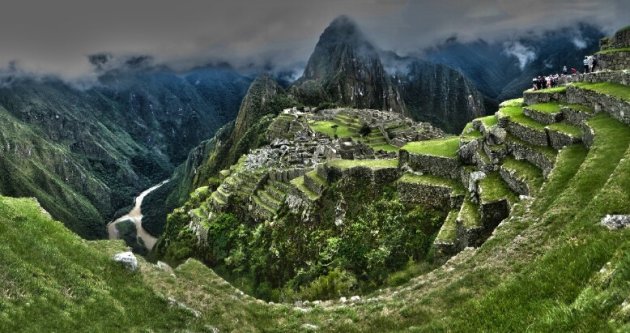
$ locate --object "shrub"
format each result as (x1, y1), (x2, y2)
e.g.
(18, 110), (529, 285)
(298, 267), (357, 301)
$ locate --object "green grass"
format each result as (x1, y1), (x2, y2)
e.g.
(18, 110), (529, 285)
(290, 176), (319, 200)
(0, 196), (194, 332)
(527, 102), (561, 114)
(478, 172), (518, 203)
(460, 122), (482, 140)
(305, 170), (327, 187)
(478, 115), (498, 128)
(435, 209), (459, 242)
(505, 134), (557, 160)
(398, 173), (465, 195)
(401, 137), (460, 158)
(547, 122), (583, 137)
(309, 120), (357, 138)
(501, 158), (544, 191)
(596, 47), (630, 55)
(459, 196), (481, 229)
(573, 82), (630, 101)
(563, 103), (594, 114)
(500, 105), (547, 130)
(328, 158), (398, 170)
(499, 98), (524, 107)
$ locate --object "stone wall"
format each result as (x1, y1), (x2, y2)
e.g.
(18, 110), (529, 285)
(561, 71), (630, 86)
(598, 52), (630, 71)
(600, 28), (630, 50)
(399, 150), (461, 179)
(567, 86), (630, 125)
(523, 90), (567, 105)
(506, 121), (549, 147)
(507, 141), (556, 178)
(397, 181), (454, 208)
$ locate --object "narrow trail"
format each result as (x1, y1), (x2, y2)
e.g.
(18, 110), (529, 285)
(107, 180), (169, 250)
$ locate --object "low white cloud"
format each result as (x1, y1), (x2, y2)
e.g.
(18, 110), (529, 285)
(503, 42), (537, 70)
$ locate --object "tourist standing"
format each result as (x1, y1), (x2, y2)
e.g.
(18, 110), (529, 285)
(583, 56), (589, 73)
(562, 65), (568, 75)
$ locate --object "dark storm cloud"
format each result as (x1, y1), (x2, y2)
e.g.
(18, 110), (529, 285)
(0, 0), (626, 79)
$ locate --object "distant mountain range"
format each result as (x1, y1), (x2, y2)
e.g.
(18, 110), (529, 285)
(423, 23), (604, 102)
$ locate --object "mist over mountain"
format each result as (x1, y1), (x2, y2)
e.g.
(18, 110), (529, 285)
(423, 23), (605, 102)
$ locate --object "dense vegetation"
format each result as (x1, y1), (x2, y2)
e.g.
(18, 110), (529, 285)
(158, 182), (446, 302)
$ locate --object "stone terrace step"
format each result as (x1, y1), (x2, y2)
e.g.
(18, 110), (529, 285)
(476, 172), (517, 235)
(545, 122), (583, 150)
(290, 176), (320, 201)
(564, 70), (630, 87)
(303, 170), (327, 195)
(499, 157), (544, 196)
(560, 104), (595, 125)
(505, 134), (557, 178)
(523, 103), (563, 125)
(567, 82), (630, 125)
(433, 209), (461, 257)
(397, 173), (465, 209)
(498, 105), (549, 147)
(472, 115), (498, 134)
(399, 137), (461, 179)
(523, 86), (567, 105)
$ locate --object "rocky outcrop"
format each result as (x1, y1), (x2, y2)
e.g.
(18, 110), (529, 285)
(293, 16), (404, 113)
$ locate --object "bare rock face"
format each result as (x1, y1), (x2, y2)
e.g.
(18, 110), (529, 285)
(113, 251), (138, 271)
(600, 215), (630, 230)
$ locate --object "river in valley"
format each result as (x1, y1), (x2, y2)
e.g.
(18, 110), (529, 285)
(107, 180), (169, 251)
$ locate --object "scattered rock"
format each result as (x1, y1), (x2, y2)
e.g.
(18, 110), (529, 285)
(301, 323), (319, 331)
(113, 251), (138, 271)
(339, 296), (347, 303)
(600, 214), (630, 230)
(488, 126), (507, 145)
(350, 295), (361, 302)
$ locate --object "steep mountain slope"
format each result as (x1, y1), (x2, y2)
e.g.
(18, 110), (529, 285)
(292, 16), (485, 132)
(141, 74), (299, 235)
(0, 66), (251, 238)
(3, 26), (630, 333)
(386, 55), (486, 132)
(292, 15), (404, 113)
(424, 23), (604, 101)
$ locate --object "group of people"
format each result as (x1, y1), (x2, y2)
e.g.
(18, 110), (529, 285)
(532, 74), (563, 90)
(531, 54), (599, 91)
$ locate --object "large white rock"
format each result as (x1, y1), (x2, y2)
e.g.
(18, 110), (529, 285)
(113, 251), (138, 271)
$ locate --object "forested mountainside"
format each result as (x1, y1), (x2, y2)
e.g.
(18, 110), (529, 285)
(3, 26), (629, 332)
(0, 66), (251, 238)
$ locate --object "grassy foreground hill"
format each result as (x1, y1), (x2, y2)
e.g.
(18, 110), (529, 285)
(2, 28), (630, 332)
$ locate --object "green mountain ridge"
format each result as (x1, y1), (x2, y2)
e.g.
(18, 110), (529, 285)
(2, 22), (630, 333)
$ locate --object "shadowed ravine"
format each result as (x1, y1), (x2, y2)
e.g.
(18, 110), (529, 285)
(107, 180), (169, 250)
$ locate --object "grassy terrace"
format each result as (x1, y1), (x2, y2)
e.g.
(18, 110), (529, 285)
(461, 122), (482, 140)
(327, 158), (398, 170)
(459, 196), (481, 229)
(527, 102), (561, 114)
(498, 105), (546, 130)
(398, 173), (465, 195)
(596, 47), (630, 55)
(563, 103), (594, 114)
(573, 82), (630, 101)
(505, 133), (557, 160)
(499, 98), (524, 107)
(290, 176), (319, 201)
(478, 115), (498, 128)
(546, 122), (583, 137)
(501, 157), (544, 190)
(478, 172), (518, 203)
(309, 120), (357, 138)
(435, 209), (459, 242)
(305, 170), (327, 186)
(401, 137), (460, 158)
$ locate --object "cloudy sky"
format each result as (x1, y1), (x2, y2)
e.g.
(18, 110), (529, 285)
(0, 0), (627, 78)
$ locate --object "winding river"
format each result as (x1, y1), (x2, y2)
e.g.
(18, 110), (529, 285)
(107, 180), (169, 251)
